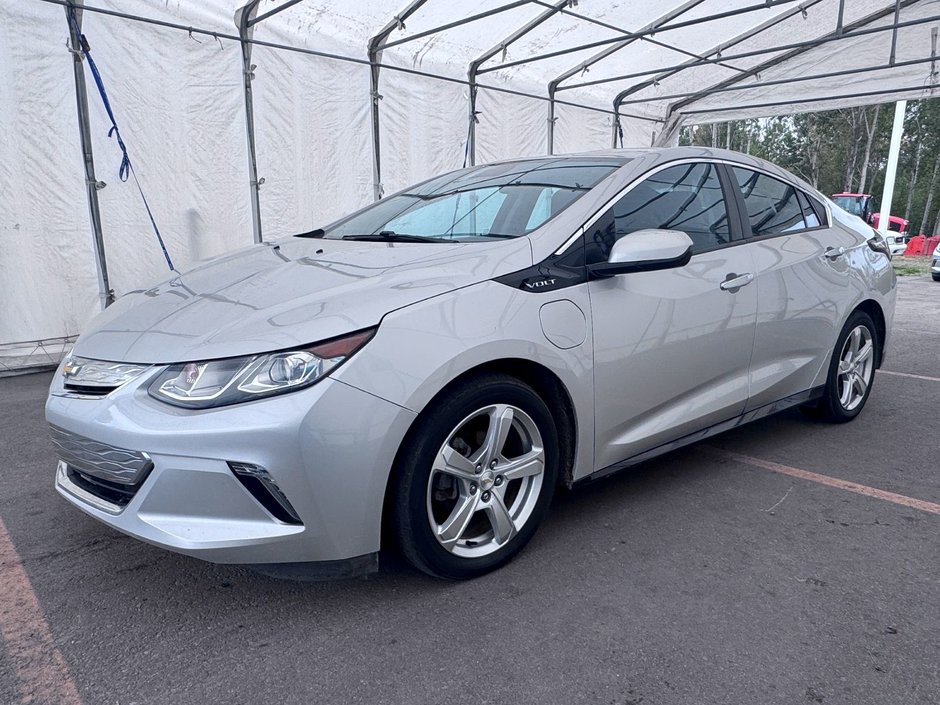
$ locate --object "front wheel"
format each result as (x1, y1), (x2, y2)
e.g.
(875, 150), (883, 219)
(391, 374), (559, 580)
(817, 311), (879, 423)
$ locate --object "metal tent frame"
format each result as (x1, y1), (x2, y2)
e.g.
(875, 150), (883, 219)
(47, 0), (940, 313)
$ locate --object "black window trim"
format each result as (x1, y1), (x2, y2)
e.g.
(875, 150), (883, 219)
(725, 164), (831, 241)
(554, 156), (831, 258)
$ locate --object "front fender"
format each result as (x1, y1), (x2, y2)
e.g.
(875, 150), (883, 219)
(332, 280), (597, 480)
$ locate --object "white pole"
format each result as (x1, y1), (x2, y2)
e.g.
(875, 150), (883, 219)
(878, 99), (906, 233)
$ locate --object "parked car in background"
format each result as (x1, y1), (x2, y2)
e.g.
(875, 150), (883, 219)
(870, 213), (911, 255)
(831, 195), (908, 256)
(932, 240), (940, 281)
(47, 147), (896, 580)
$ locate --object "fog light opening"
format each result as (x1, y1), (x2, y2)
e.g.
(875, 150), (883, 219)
(228, 462), (303, 525)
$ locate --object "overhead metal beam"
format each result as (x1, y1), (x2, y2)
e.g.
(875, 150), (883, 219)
(235, 0), (264, 243)
(574, 1), (932, 94)
(478, 0), (801, 75)
(538, 0), (747, 81)
(39, 0), (655, 124)
(667, 0), (921, 117)
(381, 1), (533, 51)
(247, 0), (306, 28)
(609, 0), (822, 147)
(467, 0), (569, 165)
(546, 0), (706, 154)
(678, 82), (938, 117)
(569, 0), (824, 94)
(65, 0), (113, 309)
(617, 55), (938, 108)
(368, 0), (428, 200)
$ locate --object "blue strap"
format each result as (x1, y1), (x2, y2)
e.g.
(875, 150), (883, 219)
(67, 6), (175, 272)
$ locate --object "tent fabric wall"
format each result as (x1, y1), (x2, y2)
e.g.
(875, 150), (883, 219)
(1, 0), (935, 369)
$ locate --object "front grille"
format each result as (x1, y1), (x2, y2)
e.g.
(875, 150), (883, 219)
(65, 466), (137, 507)
(62, 383), (116, 396)
(49, 425), (153, 487)
(61, 357), (149, 396)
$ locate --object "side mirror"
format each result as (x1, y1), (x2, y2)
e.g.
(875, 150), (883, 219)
(588, 229), (694, 279)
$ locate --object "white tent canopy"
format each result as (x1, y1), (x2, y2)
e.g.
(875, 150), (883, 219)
(1, 0), (937, 369)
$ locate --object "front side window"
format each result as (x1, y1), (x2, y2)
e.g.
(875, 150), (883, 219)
(322, 159), (623, 241)
(732, 168), (810, 236)
(585, 162), (731, 263)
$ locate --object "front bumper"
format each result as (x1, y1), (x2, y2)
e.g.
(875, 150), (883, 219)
(932, 256), (940, 274)
(46, 370), (415, 565)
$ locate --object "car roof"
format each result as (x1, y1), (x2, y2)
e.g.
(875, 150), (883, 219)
(489, 147), (826, 202)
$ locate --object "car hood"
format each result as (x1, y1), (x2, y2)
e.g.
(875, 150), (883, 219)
(72, 236), (533, 364)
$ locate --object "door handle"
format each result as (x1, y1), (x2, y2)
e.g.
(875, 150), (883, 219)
(719, 272), (754, 292)
(824, 246), (847, 261)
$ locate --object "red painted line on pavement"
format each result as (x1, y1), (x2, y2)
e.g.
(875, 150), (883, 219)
(0, 517), (82, 705)
(708, 448), (940, 516)
(879, 369), (940, 383)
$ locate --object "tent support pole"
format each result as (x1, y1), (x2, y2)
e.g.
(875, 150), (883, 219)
(467, 82), (478, 166)
(879, 100), (907, 234)
(466, 0), (568, 166)
(368, 0), (428, 200)
(65, 0), (113, 309)
(889, 0), (902, 65)
(236, 1), (263, 243)
(368, 59), (383, 200)
(610, 107), (620, 148)
(547, 83), (557, 155)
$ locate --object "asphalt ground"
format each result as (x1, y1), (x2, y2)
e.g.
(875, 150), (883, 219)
(0, 276), (937, 705)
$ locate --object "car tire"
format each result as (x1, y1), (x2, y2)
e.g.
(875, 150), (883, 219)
(391, 373), (559, 580)
(932, 273), (940, 282)
(817, 310), (879, 423)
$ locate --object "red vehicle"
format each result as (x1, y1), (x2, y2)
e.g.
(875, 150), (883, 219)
(869, 212), (910, 235)
(832, 193), (873, 222)
(832, 194), (910, 254)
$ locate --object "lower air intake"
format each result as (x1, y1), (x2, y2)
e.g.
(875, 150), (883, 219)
(227, 462), (303, 525)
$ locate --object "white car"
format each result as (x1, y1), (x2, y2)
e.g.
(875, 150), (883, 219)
(932, 240), (940, 281)
(883, 233), (908, 256)
(47, 147), (896, 580)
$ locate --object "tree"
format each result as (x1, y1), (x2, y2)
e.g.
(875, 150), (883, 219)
(678, 98), (940, 234)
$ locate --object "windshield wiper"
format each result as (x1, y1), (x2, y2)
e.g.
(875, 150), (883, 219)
(342, 231), (451, 243)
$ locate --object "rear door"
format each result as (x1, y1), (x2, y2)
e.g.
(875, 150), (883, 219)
(588, 161), (758, 470)
(726, 167), (857, 410)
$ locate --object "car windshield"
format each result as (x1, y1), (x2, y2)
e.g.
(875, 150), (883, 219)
(320, 158), (625, 241)
(833, 196), (864, 217)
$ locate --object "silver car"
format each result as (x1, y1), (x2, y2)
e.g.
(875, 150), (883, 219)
(932, 240), (940, 281)
(47, 147), (896, 580)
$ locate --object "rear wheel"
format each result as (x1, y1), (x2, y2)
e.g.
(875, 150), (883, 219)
(392, 374), (558, 580)
(818, 311), (879, 423)
(932, 273), (940, 282)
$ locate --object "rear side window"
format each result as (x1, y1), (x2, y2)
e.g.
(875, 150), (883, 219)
(585, 162), (731, 262)
(796, 191), (821, 227)
(732, 167), (810, 236)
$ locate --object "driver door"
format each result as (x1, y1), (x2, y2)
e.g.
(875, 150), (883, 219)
(588, 161), (757, 470)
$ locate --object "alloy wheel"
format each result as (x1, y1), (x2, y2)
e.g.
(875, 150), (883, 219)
(426, 404), (545, 559)
(837, 325), (874, 411)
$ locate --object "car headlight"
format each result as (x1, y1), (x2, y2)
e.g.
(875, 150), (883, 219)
(148, 328), (375, 408)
